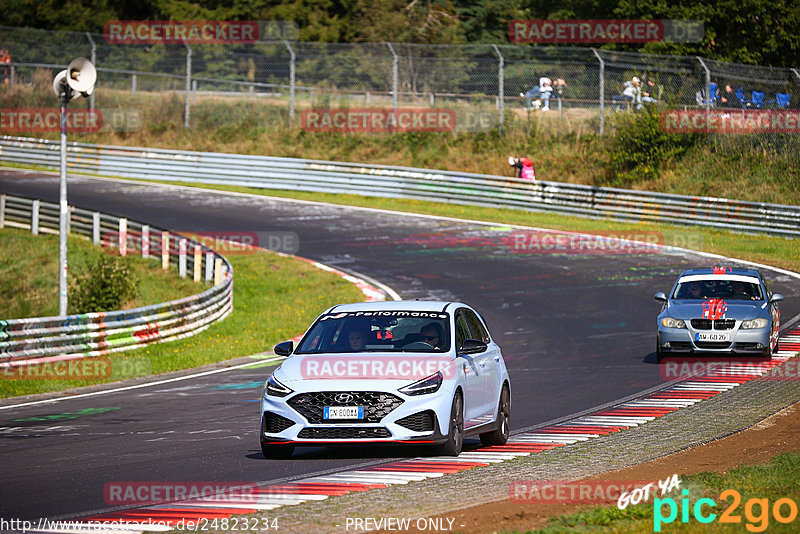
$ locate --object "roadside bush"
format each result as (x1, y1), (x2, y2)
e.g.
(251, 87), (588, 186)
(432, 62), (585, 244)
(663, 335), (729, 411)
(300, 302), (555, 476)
(607, 107), (701, 187)
(70, 255), (138, 313)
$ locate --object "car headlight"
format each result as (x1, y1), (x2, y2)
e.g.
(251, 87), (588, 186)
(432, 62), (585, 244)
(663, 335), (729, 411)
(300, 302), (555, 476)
(398, 371), (443, 396)
(661, 317), (686, 328)
(264, 375), (293, 397)
(741, 318), (768, 330)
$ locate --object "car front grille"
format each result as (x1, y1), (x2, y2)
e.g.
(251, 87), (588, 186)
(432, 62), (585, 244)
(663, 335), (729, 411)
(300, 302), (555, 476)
(287, 392), (404, 424)
(262, 412), (295, 434)
(395, 410), (435, 432)
(691, 319), (736, 330)
(297, 427), (391, 439)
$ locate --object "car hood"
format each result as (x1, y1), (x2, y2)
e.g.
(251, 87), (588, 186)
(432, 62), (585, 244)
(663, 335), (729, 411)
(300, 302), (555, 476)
(275, 351), (456, 384)
(665, 300), (767, 320)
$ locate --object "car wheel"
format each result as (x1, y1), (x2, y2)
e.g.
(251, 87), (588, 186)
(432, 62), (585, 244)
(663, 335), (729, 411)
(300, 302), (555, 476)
(437, 392), (463, 456)
(260, 442), (295, 459)
(480, 385), (510, 446)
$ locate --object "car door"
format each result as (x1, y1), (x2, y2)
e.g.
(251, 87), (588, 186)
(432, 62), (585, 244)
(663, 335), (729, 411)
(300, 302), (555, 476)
(454, 310), (483, 429)
(463, 308), (499, 423)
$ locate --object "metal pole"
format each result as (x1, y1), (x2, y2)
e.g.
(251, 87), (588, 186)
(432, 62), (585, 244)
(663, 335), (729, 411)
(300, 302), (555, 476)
(86, 32), (96, 111)
(697, 57), (711, 144)
(386, 42), (398, 115)
(591, 49), (604, 135)
(284, 40), (296, 125)
(184, 43), (191, 129)
(131, 74), (136, 96)
(792, 68), (800, 83)
(492, 45), (504, 135)
(58, 89), (70, 317)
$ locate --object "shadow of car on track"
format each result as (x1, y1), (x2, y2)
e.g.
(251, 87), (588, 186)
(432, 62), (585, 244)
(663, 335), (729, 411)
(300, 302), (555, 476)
(246, 439), (489, 461)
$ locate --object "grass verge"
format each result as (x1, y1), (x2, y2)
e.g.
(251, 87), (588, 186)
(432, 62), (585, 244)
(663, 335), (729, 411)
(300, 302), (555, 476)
(0, 230), (364, 398)
(531, 452), (800, 533)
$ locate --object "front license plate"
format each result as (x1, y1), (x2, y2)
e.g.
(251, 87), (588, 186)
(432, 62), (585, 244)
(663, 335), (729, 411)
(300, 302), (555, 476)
(324, 406), (364, 419)
(695, 332), (731, 342)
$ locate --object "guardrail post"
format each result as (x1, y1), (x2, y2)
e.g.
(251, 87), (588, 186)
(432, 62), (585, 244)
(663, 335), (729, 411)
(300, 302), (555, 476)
(205, 251), (214, 282)
(31, 199), (40, 235)
(184, 42), (192, 129)
(92, 212), (100, 245)
(386, 42), (398, 115)
(492, 45), (504, 135)
(86, 32), (96, 111)
(119, 218), (128, 256)
(142, 225), (150, 258)
(193, 245), (202, 282)
(162, 231), (170, 270)
(284, 40), (296, 126)
(592, 48), (605, 135)
(214, 257), (223, 286)
(0, 194), (5, 229)
(179, 238), (187, 277)
(131, 74), (137, 96)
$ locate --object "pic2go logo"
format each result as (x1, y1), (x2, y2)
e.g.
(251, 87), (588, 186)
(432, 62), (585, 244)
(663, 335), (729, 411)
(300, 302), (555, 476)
(654, 489), (799, 532)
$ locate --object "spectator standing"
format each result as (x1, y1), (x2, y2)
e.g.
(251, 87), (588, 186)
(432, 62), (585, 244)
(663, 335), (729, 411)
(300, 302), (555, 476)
(0, 50), (11, 85)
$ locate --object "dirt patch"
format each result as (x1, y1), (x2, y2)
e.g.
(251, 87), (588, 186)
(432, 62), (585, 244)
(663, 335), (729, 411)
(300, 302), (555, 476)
(392, 401), (800, 533)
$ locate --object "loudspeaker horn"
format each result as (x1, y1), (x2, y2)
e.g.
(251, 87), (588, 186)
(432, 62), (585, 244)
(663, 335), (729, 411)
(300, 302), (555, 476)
(66, 57), (96, 96)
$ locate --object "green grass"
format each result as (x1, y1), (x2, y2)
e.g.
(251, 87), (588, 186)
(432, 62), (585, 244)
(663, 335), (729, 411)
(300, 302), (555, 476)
(526, 452), (800, 533)
(0, 227), (199, 319)
(0, 243), (365, 398)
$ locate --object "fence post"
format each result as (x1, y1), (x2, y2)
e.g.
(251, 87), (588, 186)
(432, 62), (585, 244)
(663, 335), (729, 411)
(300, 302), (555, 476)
(492, 45), (504, 135)
(193, 245), (202, 282)
(179, 238), (187, 277)
(0, 194), (5, 229)
(92, 212), (100, 245)
(184, 42), (192, 129)
(85, 32), (97, 111)
(31, 199), (39, 235)
(696, 57), (711, 145)
(284, 40), (296, 125)
(205, 251), (214, 282)
(591, 48), (605, 135)
(142, 224), (150, 258)
(162, 231), (170, 270)
(9, 65), (14, 86)
(386, 42), (398, 115)
(792, 68), (800, 83)
(214, 257), (223, 286)
(119, 218), (128, 256)
(131, 74), (137, 96)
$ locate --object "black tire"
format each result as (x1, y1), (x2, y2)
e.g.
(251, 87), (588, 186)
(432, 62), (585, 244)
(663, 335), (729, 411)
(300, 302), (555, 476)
(480, 385), (510, 446)
(261, 442), (295, 459)
(436, 392), (464, 456)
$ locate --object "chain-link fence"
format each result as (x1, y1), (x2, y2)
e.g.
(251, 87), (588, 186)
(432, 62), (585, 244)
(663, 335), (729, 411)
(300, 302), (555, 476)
(1, 25), (799, 138)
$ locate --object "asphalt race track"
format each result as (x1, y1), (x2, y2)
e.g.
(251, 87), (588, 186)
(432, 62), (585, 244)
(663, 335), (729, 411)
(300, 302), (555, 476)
(2, 169), (800, 521)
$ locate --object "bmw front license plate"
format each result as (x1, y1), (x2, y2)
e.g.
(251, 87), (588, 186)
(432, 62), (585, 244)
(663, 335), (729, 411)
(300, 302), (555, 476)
(324, 406), (364, 419)
(695, 332), (731, 342)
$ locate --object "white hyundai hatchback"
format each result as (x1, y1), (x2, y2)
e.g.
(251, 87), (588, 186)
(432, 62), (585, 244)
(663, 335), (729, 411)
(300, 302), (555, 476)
(260, 300), (510, 458)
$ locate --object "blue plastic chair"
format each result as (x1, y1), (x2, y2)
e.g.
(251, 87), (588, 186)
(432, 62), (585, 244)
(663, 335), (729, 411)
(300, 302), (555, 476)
(776, 93), (790, 108)
(751, 91), (765, 108)
(695, 82), (718, 106)
(736, 87), (751, 108)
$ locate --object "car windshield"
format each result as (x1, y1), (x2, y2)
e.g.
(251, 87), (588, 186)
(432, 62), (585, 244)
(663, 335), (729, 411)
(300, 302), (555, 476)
(295, 311), (451, 354)
(672, 278), (764, 301)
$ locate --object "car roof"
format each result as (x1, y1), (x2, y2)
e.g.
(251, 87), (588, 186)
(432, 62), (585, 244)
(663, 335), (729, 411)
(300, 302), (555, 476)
(679, 267), (762, 279)
(328, 300), (465, 314)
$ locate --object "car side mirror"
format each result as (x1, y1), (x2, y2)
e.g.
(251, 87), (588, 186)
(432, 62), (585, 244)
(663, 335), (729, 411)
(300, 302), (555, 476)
(274, 341), (293, 356)
(459, 339), (487, 355)
(770, 293), (785, 304)
(654, 292), (667, 303)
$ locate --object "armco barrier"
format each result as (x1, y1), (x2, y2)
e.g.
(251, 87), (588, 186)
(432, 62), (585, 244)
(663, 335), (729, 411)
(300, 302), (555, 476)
(0, 194), (233, 367)
(2, 135), (800, 237)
